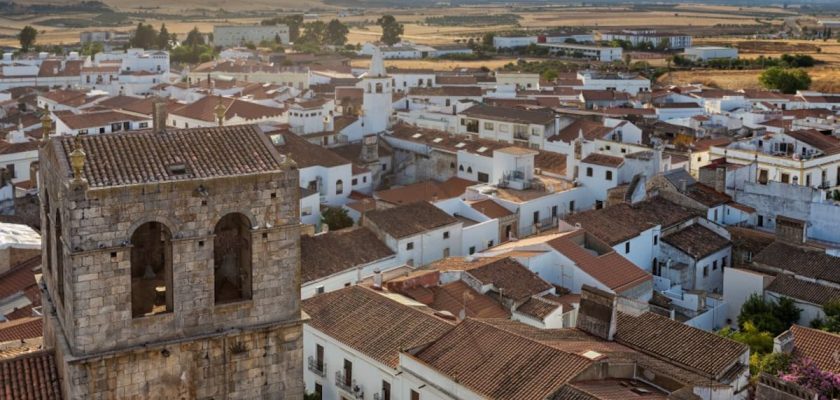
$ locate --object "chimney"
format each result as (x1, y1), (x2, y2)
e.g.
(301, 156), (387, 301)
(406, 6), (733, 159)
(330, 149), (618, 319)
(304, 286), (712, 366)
(152, 101), (167, 134)
(360, 134), (379, 164)
(576, 285), (618, 341)
(373, 269), (382, 290)
(775, 215), (806, 244)
(679, 179), (687, 193)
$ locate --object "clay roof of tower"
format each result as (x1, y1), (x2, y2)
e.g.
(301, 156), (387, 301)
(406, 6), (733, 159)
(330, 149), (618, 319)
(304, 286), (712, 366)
(51, 124), (287, 188)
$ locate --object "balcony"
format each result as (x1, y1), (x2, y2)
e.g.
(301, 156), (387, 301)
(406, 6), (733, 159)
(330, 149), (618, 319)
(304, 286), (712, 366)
(335, 371), (364, 399)
(307, 356), (326, 377)
(373, 392), (390, 400)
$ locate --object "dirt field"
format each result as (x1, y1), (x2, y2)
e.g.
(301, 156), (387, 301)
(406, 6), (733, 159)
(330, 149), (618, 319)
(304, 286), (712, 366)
(351, 57), (523, 72)
(694, 38), (840, 64)
(660, 67), (840, 92)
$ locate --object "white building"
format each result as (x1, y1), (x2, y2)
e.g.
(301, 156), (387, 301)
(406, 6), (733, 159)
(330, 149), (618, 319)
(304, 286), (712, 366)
(538, 43), (623, 62)
(596, 29), (692, 49)
(213, 24), (290, 47)
(684, 47), (739, 61)
(359, 48), (393, 135)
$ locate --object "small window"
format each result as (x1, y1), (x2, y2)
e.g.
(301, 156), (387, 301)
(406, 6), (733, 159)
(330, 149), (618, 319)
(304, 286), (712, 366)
(443, 247), (450, 257)
(411, 390), (420, 400)
(467, 167), (473, 174)
(605, 170), (613, 181)
(443, 231), (450, 239)
(407, 242), (414, 250)
(336, 179), (344, 195)
(625, 242), (630, 254)
(722, 256), (728, 268)
(469, 246), (476, 255)
(713, 260), (718, 270)
(459, 164), (464, 171)
(653, 235), (658, 245)
(316, 286), (325, 294)
(352, 178), (358, 185)
(703, 266), (709, 277)
(488, 240), (494, 247)
(586, 167), (593, 177)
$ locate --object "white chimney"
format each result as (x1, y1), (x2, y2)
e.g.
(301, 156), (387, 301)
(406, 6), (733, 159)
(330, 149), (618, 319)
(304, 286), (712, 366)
(373, 269), (382, 290)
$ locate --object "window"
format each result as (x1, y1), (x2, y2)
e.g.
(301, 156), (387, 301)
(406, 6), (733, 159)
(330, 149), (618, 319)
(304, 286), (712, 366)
(758, 169), (769, 185)
(653, 235), (658, 245)
(477, 172), (489, 183)
(469, 246), (476, 255)
(781, 173), (790, 184)
(703, 266), (709, 277)
(302, 207), (312, 216)
(450, 162), (456, 169)
(569, 201), (575, 212)
(316, 286), (325, 294)
(382, 381), (391, 400)
(484, 122), (494, 130)
(722, 256), (728, 268)
(336, 180), (344, 195)
(531, 127), (540, 136)
(459, 164), (464, 171)
(343, 360), (353, 386)
(363, 176), (367, 183)
(213, 213), (253, 304)
(316, 344), (324, 371)
(131, 221), (173, 317)
(139, 122), (148, 128)
(4, 164), (14, 179)
(551, 205), (558, 218)
(411, 390), (420, 400)
(99, 127), (105, 134)
(533, 211), (540, 225)
(467, 167), (473, 174)
(443, 231), (450, 239)
(713, 260), (718, 270)
(443, 247), (450, 257)
(54, 210), (64, 306)
(757, 215), (764, 227)
(625, 242), (630, 254)
(714, 209), (719, 221)
(586, 167), (593, 177)
(352, 178), (358, 186)
(407, 242), (414, 250)
(605, 170), (613, 181)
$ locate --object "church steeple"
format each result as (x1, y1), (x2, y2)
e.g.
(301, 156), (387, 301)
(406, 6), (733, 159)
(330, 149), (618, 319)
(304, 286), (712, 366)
(368, 47), (387, 78)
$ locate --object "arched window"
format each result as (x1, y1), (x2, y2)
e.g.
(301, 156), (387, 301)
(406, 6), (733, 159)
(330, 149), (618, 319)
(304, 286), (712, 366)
(459, 165), (464, 171)
(214, 213), (252, 304)
(375, 83), (383, 93)
(130, 222), (173, 318)
(54, 209), (64, 306)
(467, 167), (473, 174)
(336, 179), (344, 195)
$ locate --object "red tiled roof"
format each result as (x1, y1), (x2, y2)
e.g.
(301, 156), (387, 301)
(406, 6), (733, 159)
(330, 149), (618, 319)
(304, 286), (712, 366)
(469, 198), (512, 219)
(364, 201), (459, 239)
(548, 230), (651, 293)
(0, 317), (43, 342)
(411, 318), (592, 400)
(300, 227), (394, 283)
(0, 350), (62, 400)
(374, 177), (474, 206)
(790, 325), (840, 373)
(564, 197), (696, 246)
(170, 95), (283, 122)
(0, 256), (40, 306)
(302, 286), (454, 368)
(662, 224), (731, 260)
(580, 153), (624, 168)
(465, 257), (553, 302)
(52, 124), (286, 188)
(56, 110), (148, 130)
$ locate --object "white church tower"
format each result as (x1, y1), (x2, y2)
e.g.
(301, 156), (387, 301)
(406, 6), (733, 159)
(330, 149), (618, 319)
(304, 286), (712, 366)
(361, 48), (392, 134)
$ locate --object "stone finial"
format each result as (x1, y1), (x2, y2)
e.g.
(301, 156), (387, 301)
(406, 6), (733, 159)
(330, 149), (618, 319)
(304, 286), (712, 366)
(69, 136), (87, 183)
(214, 97), (226, 127)
(281, 154), (297, 170)
(40, 105), (52, 143)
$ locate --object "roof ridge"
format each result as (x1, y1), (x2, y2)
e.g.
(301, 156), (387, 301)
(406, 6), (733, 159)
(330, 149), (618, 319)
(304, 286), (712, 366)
(469, 318), (592, 362)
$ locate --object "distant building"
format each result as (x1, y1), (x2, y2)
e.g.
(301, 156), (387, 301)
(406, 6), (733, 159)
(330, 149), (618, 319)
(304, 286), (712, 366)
(213, 24), (290, 47)
(537, 43), (623, 62)
(684, 46), (739, 61)
(596, 29), (693, 49)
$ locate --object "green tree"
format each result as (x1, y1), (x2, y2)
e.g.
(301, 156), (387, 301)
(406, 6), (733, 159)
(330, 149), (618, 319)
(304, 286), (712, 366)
(320, 207), (354, 231)
(738, 294), (801, 336)
(719, 321), (774, 355)
(812, 299), (840, 333)
(157, 24), (173, 50)
(299, 21), (326, 45)
(758, 67), (811, 94)
(130, 23), (158, 49)
(541, 69), (558, 82)
(324, 19), (349, 46)
(17, 25), (37, 52)
(377, 15), (404, 46)
(482, 32), (495, 48)
(184, 27), (205, 48)
(262, 15), (303, 42)
(80, 41), (103, 56)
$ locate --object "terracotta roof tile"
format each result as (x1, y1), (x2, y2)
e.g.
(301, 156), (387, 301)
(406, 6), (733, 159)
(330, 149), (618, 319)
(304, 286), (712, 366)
(0, 350), (61, 400)
(753, 241), (840, 284)
(469, 198), (512, 219)
(548, 230), (651, 293)
(53, 124), (286, 188)
(662, 224), (731, 260)
(408, 86), (482, 97)
(364, 201), (459, 239)
(300, 227), (394, 283)
(423, 281), (509, 319)
(615, 312), (747, 378)
(564, 197), (696, 245)
(551, 119), (612, 143)
(765, 274), (840, 307)
(0, 317), (43, 342)
(56, 110), (148, 130)
(302, 286), (453, 368)
(170, 95), (283, 123)
(461, 104), (555, 125)
(516, 296), (563, 320)
(580, 153), (624, 168)
(0, 255), (40, 307)
(374, 178), (473, 206)
(270, 130), (350, 168)
(465, 257), (553, 302)
(411, 318), (592, 400)
(790, 325), (840, 373)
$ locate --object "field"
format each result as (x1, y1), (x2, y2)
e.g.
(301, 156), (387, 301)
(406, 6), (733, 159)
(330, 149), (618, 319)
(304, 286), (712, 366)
(660, 67), (840, 92)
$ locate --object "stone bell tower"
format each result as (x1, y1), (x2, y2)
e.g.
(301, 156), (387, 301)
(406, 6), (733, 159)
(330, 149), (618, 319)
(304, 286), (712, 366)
(38, 122), (304, 399)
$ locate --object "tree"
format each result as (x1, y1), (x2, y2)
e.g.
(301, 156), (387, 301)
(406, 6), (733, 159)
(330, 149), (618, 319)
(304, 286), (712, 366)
(17, 26), (37, 52)
(482, 32), (495, 48)
(324, 19), (349, 46)
(184, 27), (205, 48)
(377, 15), (404, 46)
(738, 294), (801, 336)
(541, 69), (558, 82)
(811, 299), (840, 333)
(299, 21), (326, 45)
(80, 41), (103, 57)
(262, 15), (303, 42)
(130, 23), (158, 49)
(759, 67), (811, 94)
(719, 321), (774, 355)
(157, 24), (173, 50)
(320, 207), (353, 231)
